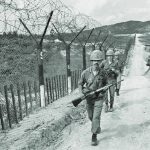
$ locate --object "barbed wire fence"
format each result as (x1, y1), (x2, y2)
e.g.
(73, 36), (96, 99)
(0, 0), (105, 129)
(0, 0), (136, 130)
(0, 0), (101, 86)
(0, 0), (104, 108)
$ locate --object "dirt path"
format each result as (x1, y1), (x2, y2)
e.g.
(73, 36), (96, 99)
(52, 34), (150, 150)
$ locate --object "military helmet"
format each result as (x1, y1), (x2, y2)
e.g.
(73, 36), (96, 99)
(106, 49), (114, 56)
(90, 50), (104, 61)
(114, 51), (121, 56)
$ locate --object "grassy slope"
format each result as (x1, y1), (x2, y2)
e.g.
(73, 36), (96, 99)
(0, 34), (132, 87)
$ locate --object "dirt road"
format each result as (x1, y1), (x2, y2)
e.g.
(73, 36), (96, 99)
(53, 34), (150, 150)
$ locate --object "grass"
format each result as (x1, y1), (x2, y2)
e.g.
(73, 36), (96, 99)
(0, 35), (132, 87)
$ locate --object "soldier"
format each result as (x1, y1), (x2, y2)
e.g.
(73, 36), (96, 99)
(102, 49), (119, 112)
(143, 55), (150, 75)
(146, 55), (150, 66)
(114, 51), (123, 96)
(78, 50), (107, 146)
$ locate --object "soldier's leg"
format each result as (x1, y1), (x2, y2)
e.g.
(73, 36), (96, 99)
(91, 98), (105, 134)
(86, 99), (94, 121)
(109, 85), (115, 109)
(104, 90), (109, 112)
(116, 73), (121, 95)
(87, 100), (99, 146)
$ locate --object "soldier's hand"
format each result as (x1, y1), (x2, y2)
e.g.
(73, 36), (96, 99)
(100, 87), (108, 94)
(82, 88), (91, 95)
(103, 86), (108, 92)
(95, 92), (104, 98)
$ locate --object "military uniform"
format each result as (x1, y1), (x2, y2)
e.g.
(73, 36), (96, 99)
(114, 50), (124, 95)
(78, 66), (107, 134)
(114, 59), (123, 95)
(101, 59), (119, 110)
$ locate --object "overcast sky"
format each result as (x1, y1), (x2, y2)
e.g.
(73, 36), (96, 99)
(61, 0), (150, 25)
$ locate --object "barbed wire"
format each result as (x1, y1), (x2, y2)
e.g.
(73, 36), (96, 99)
(0, 0), (103, 87)
(0, 0), (102, 34)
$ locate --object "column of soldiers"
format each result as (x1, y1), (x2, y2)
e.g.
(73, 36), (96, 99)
(103, 49), (123, 112)
(78, 49), (123, 146)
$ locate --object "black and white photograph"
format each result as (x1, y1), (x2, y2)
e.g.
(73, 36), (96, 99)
(0, 0), (150, 149)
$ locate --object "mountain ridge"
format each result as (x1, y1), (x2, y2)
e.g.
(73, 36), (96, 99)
(96, 20), (150, 34)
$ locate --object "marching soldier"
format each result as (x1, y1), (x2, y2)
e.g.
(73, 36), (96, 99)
(102, 49), (119, 112)
(78, 50), (107, 146)
(143, 55), (150, 75)
(114, 51), (123, 96)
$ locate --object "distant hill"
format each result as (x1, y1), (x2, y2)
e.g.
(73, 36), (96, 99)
(56, 20), (150, 43)
(95, 20), (150, 34)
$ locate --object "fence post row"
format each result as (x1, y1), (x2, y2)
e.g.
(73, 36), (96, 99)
(0, 37), (134, 131)
(0, 70), (83, 130)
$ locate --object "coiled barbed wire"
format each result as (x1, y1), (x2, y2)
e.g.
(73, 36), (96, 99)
(0, 0), (102, 34)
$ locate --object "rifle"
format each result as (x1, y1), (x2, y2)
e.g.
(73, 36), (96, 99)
(72, 79), (124, 107)
(143, 67), (150, 75)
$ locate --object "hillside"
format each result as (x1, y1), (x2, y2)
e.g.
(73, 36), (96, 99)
(95, 20), (150, 34)
(55, 20), (150, 43)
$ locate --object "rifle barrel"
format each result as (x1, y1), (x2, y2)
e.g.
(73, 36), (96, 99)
(72, 79), (124, 107)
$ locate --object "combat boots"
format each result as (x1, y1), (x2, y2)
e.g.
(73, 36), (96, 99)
(116, 89), (120, 96)
(109, 102), (114, 112)
(109, 108), (114, 112)
(91, 134), (98, 146)
(105, 104), (109, 113)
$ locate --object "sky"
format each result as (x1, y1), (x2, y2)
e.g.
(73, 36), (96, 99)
(61, 0), (150, 25)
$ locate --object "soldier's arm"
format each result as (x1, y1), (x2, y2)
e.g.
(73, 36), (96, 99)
(110, 61), (120, 75)
(78, 71), (88, 94)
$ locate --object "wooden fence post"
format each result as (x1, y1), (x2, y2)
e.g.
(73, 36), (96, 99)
(64, 75), (67, 95)
(62, 75), (65, 96)
(53, 76), (58, 100)
(17, 83), (23, 120)
(23, 82), (28, 116)
(10, 84), (18, 124)
(4, 85), (12, 128)
(58, 75), (62, 97)
(46, 78), (50, 105)
(34, 81), (38, 106)
(51, 77), (55, 101)
(28, 81), (33, 112)
(74, 70), (77, 88)
(83, 46), (86, 70)
(48, 78), (52, 103)
(56, 75), (60, 99)
(0, 104), (5, 130)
